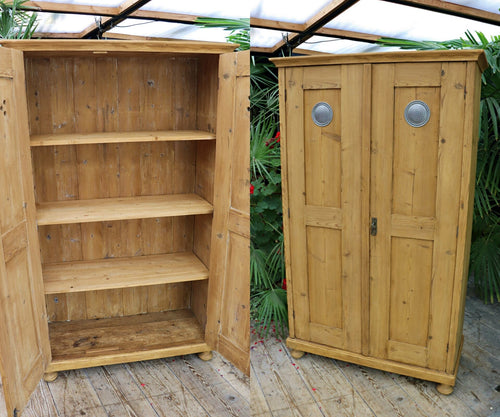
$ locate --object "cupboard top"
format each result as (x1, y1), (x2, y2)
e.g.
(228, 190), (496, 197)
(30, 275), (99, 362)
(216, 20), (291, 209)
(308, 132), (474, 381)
(270, 49), (487, 72)
(0, 39), (237, 56)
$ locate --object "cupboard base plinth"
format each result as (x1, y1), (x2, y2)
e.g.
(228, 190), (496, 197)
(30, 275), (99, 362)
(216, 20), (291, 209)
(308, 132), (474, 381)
(286, 337), (459, 386)
(43, 372), (58, 382)
(197, 351), (213, 361)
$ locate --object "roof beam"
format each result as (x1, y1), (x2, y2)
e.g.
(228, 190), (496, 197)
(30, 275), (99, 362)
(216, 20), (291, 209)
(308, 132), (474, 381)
(83, 0), (152, 38)
(24, 1), (118, 16)
(380, 0), (500, 26)
(251, 17), (381, 43)
(272, 0), (360, 55)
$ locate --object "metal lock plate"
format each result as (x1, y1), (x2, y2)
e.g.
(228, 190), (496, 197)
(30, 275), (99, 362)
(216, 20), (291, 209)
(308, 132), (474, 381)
(404, 100), (430, 127)
(312, 102), (333, 127)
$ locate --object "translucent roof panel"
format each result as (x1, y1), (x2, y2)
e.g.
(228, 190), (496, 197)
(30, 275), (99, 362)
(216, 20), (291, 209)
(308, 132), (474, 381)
(327, 0), (500, 42)
(251, 0), (332, 24)
(35, 12), (97, 33)
(251, 0), (500, 53)
(141, 0), (249, 19)
(450, 0), (500, 15)
(107, 19), (231, 43)
(250, 28), (286, 48)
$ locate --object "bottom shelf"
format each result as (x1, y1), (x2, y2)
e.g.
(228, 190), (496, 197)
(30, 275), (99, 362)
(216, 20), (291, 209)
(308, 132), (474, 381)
(47, 309), (210, 372)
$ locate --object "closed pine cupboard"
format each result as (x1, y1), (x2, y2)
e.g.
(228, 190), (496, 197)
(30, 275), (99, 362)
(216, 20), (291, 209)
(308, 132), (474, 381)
(272, 50), (486, 394)
(0, 40), (249, 416)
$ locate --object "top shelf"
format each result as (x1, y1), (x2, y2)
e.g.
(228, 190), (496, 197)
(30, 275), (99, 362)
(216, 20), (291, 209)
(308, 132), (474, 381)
(30, 130), (216, 147)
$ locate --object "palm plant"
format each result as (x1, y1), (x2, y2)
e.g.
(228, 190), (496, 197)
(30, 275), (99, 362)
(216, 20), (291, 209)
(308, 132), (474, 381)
(0, 0), (38, 39)
(378, 31), (500, 303)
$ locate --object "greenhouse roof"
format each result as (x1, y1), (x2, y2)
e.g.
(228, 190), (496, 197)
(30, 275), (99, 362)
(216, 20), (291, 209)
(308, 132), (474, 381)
(12, 0), (500, 54)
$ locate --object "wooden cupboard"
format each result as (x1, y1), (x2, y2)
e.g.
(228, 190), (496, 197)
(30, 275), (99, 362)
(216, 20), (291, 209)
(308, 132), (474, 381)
(0, 40), (249, 416)
(272, 50), (486, 394)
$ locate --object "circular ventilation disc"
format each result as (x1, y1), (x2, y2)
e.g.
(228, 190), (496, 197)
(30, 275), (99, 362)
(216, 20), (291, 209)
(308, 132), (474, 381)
(312, 102), (333, 127)
(404, 100), (430, 127)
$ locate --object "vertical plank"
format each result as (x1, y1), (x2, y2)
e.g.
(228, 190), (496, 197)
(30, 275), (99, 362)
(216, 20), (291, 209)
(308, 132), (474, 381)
(369, 63), (395, 359)
(284, 66), (309, 341)
(278, 66), (295, 338)
(360, 63), (372, 356)
(340, 64), (364, 353)
(446, 62), (482, 372)
(427, 62), (467, 371)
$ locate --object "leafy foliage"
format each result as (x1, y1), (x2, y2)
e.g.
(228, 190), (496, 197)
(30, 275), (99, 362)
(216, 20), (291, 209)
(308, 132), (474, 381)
(194, 17), (249, 51)
(0, 0), (38, 39)
(250, 55), (287, 335)
(378, 31), (500, 303)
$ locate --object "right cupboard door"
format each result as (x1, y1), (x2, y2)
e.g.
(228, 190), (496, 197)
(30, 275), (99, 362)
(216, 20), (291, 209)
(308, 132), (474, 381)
(369, 62), (468, 371)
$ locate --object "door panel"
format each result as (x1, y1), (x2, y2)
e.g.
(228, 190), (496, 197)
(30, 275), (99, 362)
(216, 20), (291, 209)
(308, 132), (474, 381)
(285, 65), (365, 352)
(206, 50), (250, 375)
(370, 62), (467, 370)
(0, 48), (50, 416)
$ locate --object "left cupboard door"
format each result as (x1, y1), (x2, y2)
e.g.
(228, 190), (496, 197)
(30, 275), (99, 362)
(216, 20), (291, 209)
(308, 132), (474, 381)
(0, 47), (51, 417)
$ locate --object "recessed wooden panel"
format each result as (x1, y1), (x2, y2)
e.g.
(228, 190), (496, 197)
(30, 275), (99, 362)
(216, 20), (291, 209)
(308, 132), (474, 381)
(304, 88), (342, 208)
(392, 87), (440, 218)
(306, 226), (342, 329)
(389, 237), (433, 347)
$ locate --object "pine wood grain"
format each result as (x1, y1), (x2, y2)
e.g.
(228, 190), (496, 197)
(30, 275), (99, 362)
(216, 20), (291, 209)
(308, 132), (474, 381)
(37, 194), (213, 225)
(47, 309), (210, 372)
(43, 251), (209, 294)
(31, 130), (215, 146)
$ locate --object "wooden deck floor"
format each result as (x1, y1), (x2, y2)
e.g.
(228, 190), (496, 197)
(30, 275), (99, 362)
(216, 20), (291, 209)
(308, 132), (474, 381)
(2, 351), (249, 417)
(251, 294), (500, 417)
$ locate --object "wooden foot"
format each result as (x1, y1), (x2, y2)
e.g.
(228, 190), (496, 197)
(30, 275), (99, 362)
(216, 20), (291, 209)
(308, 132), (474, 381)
(43, 372), (58, 382)
(198, 351), (213, 361)
(436, 383), (454, 395)
(290, 349), (305, 359)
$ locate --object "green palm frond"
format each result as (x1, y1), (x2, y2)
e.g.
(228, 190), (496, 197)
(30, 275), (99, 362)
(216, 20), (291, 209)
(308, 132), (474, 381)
(0, 0), (38, 39)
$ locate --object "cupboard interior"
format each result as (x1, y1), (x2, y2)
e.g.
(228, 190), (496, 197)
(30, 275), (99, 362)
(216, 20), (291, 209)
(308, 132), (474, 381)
(24, 52), (220, 364)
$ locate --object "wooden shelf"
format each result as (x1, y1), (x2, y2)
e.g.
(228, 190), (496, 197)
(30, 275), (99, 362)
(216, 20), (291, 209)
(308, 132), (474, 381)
(30, 130), (215, 147)
(47, 309), (210, 372)
(36, 194), (213, 225)
(43, 251), (208, 294)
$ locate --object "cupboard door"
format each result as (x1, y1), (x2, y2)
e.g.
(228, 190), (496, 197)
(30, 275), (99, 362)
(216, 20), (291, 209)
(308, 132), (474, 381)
(370, 62), (467, 370)
(283, 65), (369, 353)
(206, 50), (250, 375)
(0, 48), (50, 416)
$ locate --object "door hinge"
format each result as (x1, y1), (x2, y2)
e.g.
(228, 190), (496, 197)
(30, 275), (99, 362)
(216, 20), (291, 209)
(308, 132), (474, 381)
(370, 217), (378, 236)
(13, 408), (19, 417)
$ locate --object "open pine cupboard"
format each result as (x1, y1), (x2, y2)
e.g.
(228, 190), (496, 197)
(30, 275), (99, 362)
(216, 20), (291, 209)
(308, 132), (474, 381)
(0, 40), (249, 416)
(272, 50), (486, 394)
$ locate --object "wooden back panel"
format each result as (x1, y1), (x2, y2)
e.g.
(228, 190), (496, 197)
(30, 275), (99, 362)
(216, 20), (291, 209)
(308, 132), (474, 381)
(25, 54), (218, 322)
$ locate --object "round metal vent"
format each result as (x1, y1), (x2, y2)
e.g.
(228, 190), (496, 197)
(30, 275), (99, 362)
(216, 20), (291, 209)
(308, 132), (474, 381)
(404, 100), (430, 127)
(312, 102), (333, 127)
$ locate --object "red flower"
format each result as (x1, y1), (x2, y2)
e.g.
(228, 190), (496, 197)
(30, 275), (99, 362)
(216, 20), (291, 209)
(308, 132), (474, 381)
(282, 278), (287, 290)
(275, 131), (280, 139)
(250, 184), (255, 195)
(276, 138), (280, 143)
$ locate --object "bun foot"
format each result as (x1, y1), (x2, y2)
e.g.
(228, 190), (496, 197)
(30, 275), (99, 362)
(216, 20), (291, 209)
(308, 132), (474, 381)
(436, 383), (454, 395)
(198, 351), (213, 361)
(43, 372), (58, 382)
(290, 349), (305, 359)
